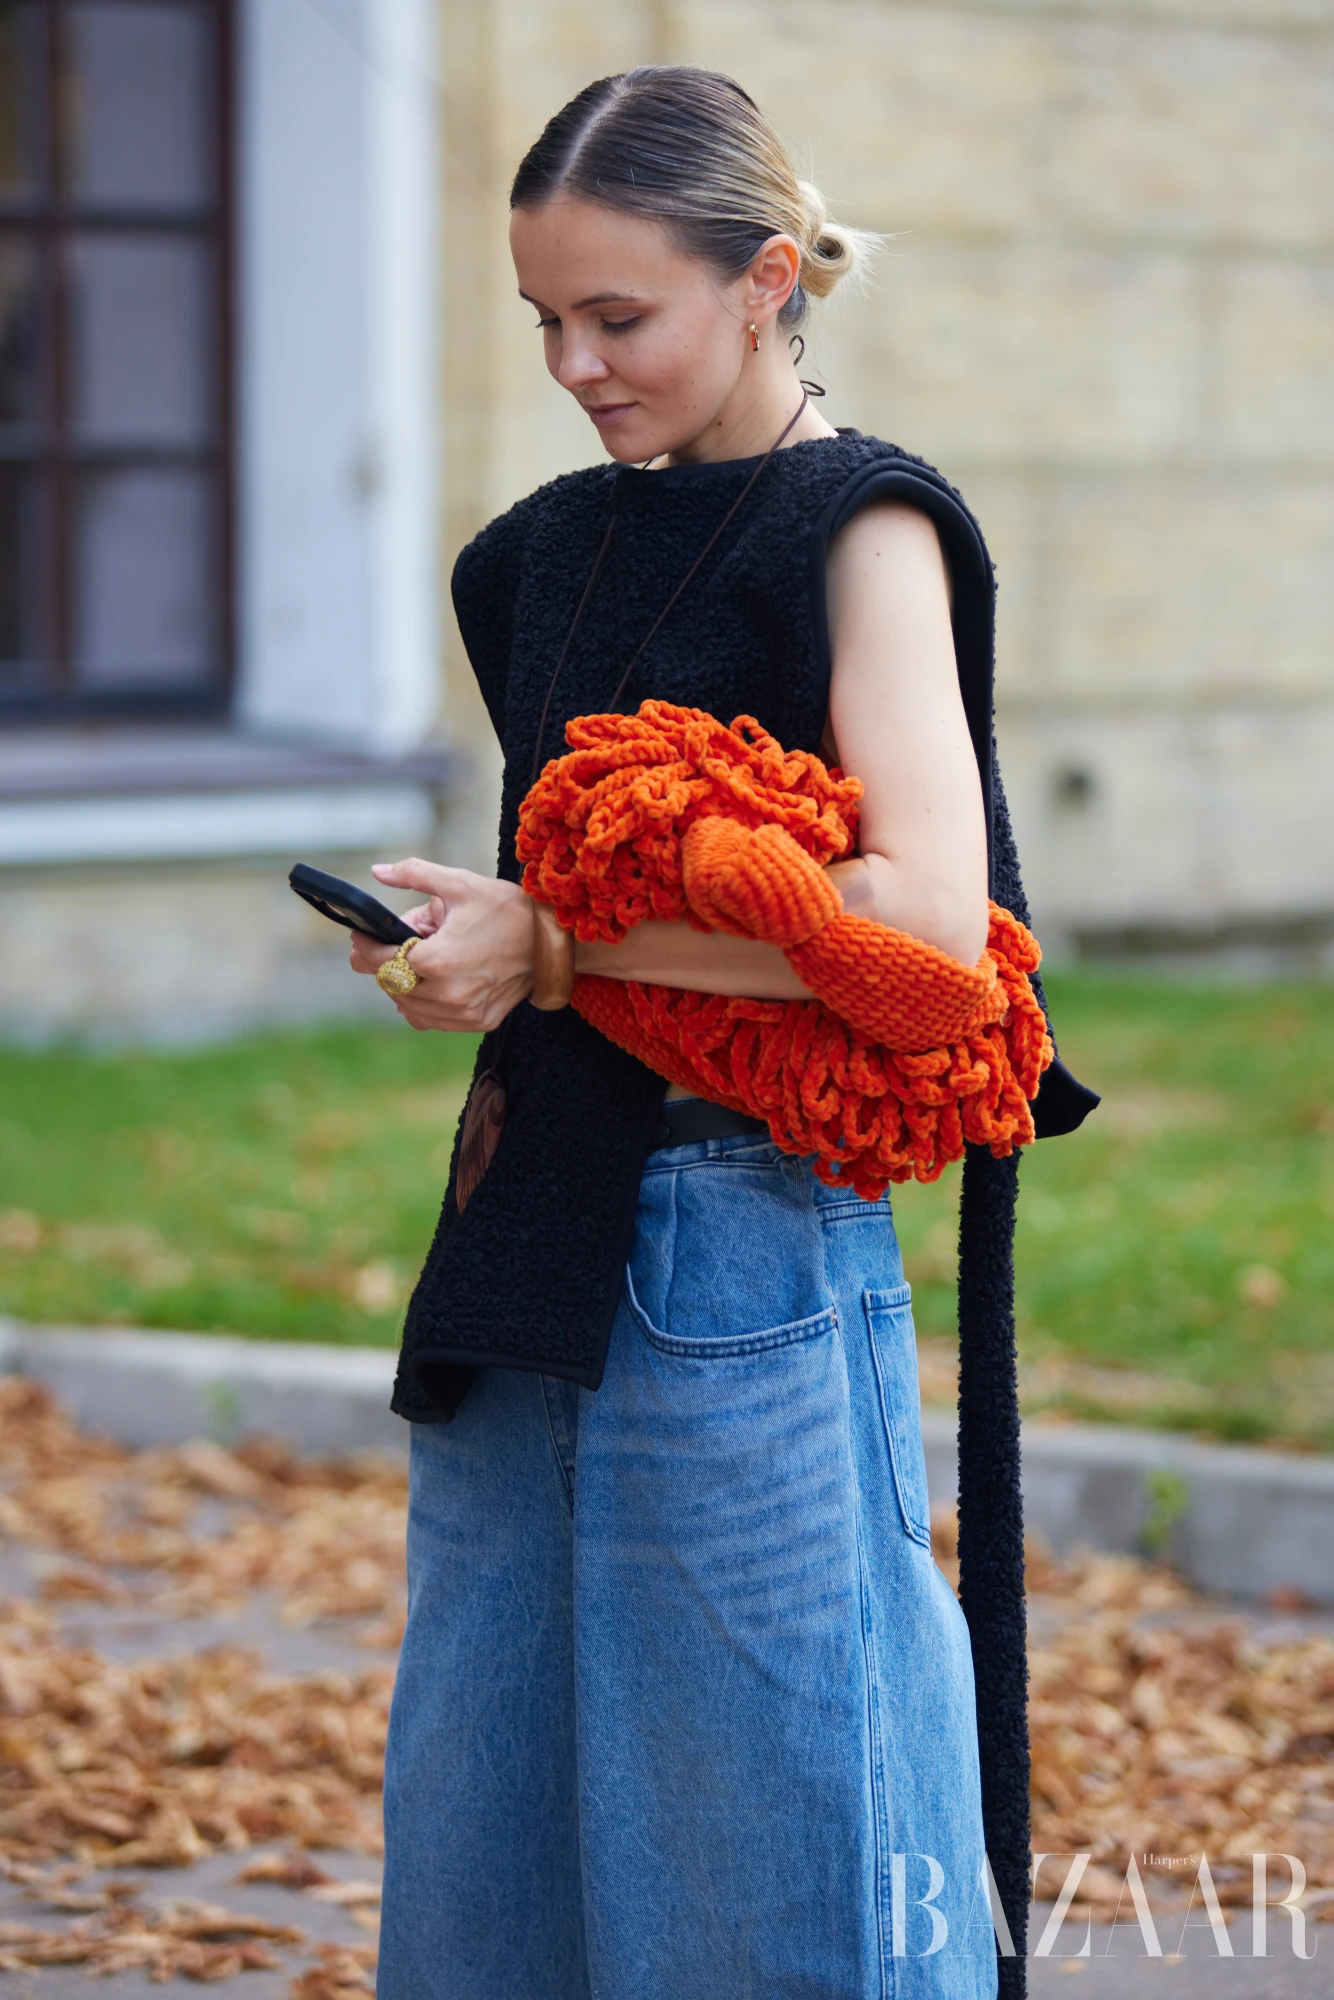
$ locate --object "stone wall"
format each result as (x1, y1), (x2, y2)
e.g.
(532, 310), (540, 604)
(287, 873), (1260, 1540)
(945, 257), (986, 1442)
(440, 0), (1334, 964)
(0, 855), (398, 1047)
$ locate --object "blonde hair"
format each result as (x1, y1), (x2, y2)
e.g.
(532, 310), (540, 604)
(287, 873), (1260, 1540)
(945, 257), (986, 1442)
(510, 67), (879, 329)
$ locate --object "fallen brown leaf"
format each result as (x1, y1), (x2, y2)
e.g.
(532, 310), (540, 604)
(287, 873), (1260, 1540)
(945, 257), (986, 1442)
(0, 1603), (389, 1869)
(305, 1880), (380, 1907)
(236, 1852), (334, 1889)
(288, 1940), (377, 1996)
(0, 1379), (408, 1640)
(0, 1371), (1327, 1977)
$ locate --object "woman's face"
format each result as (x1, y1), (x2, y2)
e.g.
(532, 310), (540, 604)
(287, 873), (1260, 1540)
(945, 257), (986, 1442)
(509, 197), (795, 463)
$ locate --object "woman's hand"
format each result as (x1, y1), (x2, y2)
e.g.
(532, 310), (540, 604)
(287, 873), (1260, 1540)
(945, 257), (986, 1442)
(348, 860), (535, 1032)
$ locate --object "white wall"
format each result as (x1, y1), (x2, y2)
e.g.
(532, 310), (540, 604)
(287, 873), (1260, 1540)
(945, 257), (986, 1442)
(237, 0), (441, 754)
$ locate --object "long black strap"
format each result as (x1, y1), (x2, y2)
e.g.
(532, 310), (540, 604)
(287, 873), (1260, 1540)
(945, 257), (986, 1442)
(529, 389), (812, 784)
(603, 390), (811, 716)
(485, 392), (816, 1093)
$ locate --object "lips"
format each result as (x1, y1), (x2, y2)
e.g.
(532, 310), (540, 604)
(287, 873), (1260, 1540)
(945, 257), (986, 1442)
(585, 402), (635, 426)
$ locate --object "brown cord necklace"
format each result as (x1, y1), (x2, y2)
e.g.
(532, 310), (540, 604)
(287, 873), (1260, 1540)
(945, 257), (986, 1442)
(455, 388), (815, 1210)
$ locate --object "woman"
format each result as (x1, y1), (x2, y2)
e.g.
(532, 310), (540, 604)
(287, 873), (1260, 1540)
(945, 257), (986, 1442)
(355, 66), (1093, 2000)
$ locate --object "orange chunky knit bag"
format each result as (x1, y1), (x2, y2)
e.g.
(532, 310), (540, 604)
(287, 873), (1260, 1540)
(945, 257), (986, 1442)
(517, 701), (1053, 1202)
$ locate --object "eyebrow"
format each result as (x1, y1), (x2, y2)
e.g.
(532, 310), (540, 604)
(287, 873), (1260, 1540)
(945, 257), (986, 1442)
(517, 290), (647, 311)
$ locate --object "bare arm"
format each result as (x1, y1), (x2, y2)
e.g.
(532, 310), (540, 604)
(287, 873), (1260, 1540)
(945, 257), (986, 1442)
(348, 870), (809, 1026)
(583, 499), (987, 974)
(350, 499), (987, 1028)
(575, 920), (805, 996)
(824, 500), (988, 965)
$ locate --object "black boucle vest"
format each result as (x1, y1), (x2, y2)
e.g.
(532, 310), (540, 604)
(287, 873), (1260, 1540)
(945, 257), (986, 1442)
(393, 428), (1097, 1995)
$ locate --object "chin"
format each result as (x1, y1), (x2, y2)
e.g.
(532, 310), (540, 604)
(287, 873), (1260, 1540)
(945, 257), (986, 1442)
(598, 427), (661, 465)
(585, 399), (684, 465)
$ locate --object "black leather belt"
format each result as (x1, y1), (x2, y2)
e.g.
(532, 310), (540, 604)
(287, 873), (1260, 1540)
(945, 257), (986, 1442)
(650, 1097), (770, 1151)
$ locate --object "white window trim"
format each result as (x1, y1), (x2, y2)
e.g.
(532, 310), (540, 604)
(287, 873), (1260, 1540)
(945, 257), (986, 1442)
(236, 0), (441, 755)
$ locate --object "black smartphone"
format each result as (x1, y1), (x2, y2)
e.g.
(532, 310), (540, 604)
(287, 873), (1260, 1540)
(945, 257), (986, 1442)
(288, 863), (419, 946)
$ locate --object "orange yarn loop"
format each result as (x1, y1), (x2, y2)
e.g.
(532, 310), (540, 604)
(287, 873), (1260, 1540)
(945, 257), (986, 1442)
(518, 702), (861, 942)
(517, 701), (1054, 1199)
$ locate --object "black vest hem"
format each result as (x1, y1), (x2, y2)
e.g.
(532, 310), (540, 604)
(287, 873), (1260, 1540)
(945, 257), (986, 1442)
(395, 1343), (602, 1419)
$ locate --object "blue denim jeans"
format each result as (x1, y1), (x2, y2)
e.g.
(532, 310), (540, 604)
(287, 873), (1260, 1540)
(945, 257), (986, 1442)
(379, 1131), (999, 2000)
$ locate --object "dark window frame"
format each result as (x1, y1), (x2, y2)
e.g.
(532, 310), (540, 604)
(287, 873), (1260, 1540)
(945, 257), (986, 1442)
(0, 0), (234, 719)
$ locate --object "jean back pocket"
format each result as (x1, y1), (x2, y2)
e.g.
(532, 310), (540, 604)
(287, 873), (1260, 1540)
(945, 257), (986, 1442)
(863, 1286), (933, 1548)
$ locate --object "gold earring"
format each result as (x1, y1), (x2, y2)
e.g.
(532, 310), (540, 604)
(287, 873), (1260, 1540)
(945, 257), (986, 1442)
(748, 322), (760, 352)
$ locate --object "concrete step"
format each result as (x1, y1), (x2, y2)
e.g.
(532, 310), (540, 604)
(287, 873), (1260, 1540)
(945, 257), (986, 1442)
(922, 1410), (1334, 1604)
(2, 1319), (1330, 1602)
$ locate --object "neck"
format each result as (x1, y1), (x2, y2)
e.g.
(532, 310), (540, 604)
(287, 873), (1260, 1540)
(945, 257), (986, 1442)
(658, 360), (838, 468)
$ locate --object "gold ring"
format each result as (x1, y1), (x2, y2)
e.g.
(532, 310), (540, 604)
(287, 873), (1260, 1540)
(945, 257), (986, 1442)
(375, 937), (420, 997)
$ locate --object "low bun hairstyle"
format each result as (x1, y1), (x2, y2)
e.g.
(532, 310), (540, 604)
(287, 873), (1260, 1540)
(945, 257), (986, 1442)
(510, 67), (879, 330)
(792, 177), (863, 304)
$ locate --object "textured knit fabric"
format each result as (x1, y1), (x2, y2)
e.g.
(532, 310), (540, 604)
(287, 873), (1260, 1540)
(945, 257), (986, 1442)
(392, 428), (1099, 1995)
(516, 707), (1054, 1194)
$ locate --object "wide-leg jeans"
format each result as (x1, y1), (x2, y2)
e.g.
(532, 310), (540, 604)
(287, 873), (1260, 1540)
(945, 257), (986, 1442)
(378, 1131), (1000, 2000)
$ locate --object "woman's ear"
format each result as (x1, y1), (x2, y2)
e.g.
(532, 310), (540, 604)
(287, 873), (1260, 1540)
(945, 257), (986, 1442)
(744, 234), (801, 327)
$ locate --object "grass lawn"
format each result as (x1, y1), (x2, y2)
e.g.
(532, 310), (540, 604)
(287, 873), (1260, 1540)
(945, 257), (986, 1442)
(1, 972), (1331, 1446)
(0, 1024), (478, 1347)
(896, 973), (1334, 1448)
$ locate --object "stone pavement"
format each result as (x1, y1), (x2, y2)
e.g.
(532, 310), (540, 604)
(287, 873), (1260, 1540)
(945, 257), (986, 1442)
(0, 1357), (1329, 1996)
(0, 1849), (379, 1999)
(1022, 1586), (1332, 1998)
(0, 1537), (382, 1997)
(1026, 1916), (1323, 1998)
(4, 1564), (1328, 1996)
(9, 1323), (1334, 1602)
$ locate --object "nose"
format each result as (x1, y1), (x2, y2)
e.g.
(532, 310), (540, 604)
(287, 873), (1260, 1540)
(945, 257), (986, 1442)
(555, 328), (611, 396)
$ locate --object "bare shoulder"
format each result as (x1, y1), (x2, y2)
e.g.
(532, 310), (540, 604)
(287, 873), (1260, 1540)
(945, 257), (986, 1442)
(826, 497), (953, 613)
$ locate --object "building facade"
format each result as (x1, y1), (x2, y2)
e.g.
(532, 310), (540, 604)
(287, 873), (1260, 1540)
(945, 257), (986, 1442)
(443, 0), (1334, 973)
(2, 0), (1331, 1041)
(1, 0), (469, 1040)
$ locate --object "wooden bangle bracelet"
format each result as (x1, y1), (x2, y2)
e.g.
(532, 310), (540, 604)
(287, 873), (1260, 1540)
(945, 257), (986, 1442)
(529, 898), (576, 1010)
